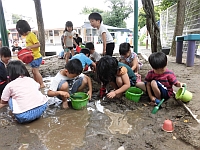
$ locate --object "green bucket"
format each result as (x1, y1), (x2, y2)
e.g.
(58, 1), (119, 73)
(175, 87), (192, 102)
(125, 87), (143, 102)
(70, 92), (89, 110)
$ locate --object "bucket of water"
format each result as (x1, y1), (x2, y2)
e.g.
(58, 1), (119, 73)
(125, 87), (143, 102)
(70, 92), (89, 110)
(175, 86), (192, 102)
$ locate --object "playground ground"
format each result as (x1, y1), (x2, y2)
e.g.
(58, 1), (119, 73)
(0, 46), (200, 150)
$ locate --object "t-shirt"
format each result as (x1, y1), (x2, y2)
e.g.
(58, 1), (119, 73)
(12, 46), (22, 52)
(145, 69), (178, 96)
(49, 70), (84, 92)
(71, 53), (93, 68)
(98, 24), (114, 44)
(64, 30), (76, 47)
(0, 60), (7, 95)
(118, 62), (137, 84)
(90, 51), (101, 62)
(0, 60), (7, 83)
(26, 32), (42, 59)
(120, 52), (143, 68)
(1, 77), (48, 114)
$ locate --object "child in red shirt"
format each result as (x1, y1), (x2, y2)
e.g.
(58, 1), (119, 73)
(136, 52), (185, 105)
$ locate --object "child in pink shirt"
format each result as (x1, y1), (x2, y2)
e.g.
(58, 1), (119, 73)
(0, 60), (48, 123)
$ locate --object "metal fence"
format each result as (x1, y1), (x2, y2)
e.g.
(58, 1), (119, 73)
(160, 0), (200, 55)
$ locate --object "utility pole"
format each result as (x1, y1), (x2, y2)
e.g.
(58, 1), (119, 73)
(0, 0), (9, 47)
(134, 0), (138, 54)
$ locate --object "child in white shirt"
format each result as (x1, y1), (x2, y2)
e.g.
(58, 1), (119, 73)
(85, 42), (101, 63)
(89, 13), (115, 56)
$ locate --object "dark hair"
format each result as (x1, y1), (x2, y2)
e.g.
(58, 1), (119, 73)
(16, 20), (31, 35)
(119, 42), (131, 55)
(85, 42), (94, 51)
(0, 46), (11, 57)
(80, 48), (90, 57)
(88, 12), (102, 23)
(148, 52), (167, 69)
(65, 21), (73, 31)
(13, 40), (19, 44)
(97, 55), (118, 86)
(7, 60), (30, 81)
(65, 59), (83, 74)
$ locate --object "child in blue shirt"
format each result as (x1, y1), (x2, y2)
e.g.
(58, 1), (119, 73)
(71, 48), (96, 72)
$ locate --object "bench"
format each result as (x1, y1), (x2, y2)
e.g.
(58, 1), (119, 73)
(175, 34), (200, 67)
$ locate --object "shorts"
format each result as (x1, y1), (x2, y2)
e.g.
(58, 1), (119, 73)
(30, 57), (42, 68)
(106, 42), (115, 56)
(8, 98), (47, 123)
(64, 47), (73, 52)
(57, 76), (84, 99)
(145, 81), (169, 100)
(156, 81), (169, 100)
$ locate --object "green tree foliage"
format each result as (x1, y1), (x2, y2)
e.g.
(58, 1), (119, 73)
(102, 0), (133, 28)
(80, 0), (133, 28)
(138, 6), (160, 29)
(12, 14), (22, 24)
(159, 0), (177, 11)
(81, 7), (104, 14)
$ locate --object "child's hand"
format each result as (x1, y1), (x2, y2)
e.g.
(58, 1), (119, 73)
(87, 90), (92, 100)
(26, 46), (31, 50)
(59, 91), (70, 98)
(180, 83), (186, 87)
(107, 91), (116, 99)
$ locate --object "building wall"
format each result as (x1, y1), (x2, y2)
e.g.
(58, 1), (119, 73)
(160, 0), (200, 55)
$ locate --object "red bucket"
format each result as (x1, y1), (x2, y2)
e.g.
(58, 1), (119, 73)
(17, 49), (34, 64)
(76, 46), (81, 53)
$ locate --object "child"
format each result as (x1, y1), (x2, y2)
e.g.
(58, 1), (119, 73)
(58, 32), (65, 59)
(0, 60), (48, 123)
(137, 52), (185, 105)
(63, 21), (78, 63)
(88, 12), (115, 56)
(85, 42), (101, 63)
(119, 42), (142, 74)
(71, 48), (96, 72)
(12, 40), (22, 55)
(47, 59), (92, 109)
(16, 20), (45, 89)
(96, 55), (137, 99)
(0, 47), (11, 96)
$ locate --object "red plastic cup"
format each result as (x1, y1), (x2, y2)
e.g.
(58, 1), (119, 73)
(76, 46), (81, 53)
(41, 60), (45, 65)
(99, 87), (106, 98)
(162, 119), (174, 132)
(84, 65), (88, 71)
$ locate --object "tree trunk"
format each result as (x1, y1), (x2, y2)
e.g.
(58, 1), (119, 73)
(33, 0), (45, 56)
(170, 0), (186, 56)
(142, 0), (162, 53)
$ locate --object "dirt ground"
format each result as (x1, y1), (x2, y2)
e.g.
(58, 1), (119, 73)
(0, 53), (200, 150)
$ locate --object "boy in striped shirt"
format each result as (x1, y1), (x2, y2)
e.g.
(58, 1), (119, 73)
(136, 52), (185, 105)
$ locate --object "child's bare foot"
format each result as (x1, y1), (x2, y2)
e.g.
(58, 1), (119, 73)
(40, 84), (45, 89)
(149, 101), (156, 106)
(62, 101), (69, 109)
